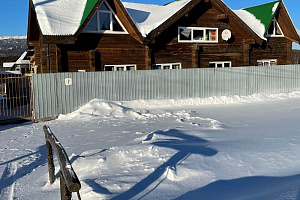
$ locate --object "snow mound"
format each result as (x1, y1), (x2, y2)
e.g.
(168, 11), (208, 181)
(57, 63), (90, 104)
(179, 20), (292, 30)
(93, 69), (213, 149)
(59, 91), (300, 120)
(58, 99), (144, 120)
(123, 91), (300, 109)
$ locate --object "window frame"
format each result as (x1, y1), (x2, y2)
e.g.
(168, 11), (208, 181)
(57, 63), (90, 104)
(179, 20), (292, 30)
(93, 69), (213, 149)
(104, 64), (137, 71)
(178, 27), (218, 43)
(152, 63), (182, 70)
(209, 61), (231, 68)
(257, 59), (277, 66)
(265, 18), (284, 38)
(83, 0), (128, 34)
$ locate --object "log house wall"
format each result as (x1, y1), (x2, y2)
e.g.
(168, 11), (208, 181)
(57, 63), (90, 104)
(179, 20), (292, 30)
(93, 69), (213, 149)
(151, 3), (246, 69)
(29, 1), (296, 73)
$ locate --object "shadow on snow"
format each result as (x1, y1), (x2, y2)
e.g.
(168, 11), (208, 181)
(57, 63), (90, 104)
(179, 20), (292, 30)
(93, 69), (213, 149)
(174, 174), (300, 200)
(111, 129), (218, 200)
(0, 145), (47, 196)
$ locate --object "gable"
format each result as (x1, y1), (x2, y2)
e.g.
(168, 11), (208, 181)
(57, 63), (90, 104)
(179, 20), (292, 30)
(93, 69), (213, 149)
(275, 1), (300, 44)
(122, 0), (191, 37)
(83, 0), (127, 34)
(142, 0), (264, 44)
(243, 0), (281, 35)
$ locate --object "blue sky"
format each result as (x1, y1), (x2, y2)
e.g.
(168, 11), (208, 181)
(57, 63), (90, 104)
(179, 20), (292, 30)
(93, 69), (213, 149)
(0, 0), (299, 48)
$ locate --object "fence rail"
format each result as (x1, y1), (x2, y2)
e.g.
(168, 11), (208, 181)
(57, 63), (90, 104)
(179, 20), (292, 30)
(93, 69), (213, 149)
(33, 65), (300, 120)
(43, 125), (81, 200)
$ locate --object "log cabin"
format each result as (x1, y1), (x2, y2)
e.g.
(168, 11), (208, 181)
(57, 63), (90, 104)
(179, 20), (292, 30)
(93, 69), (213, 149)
(27, 0), (300, 73)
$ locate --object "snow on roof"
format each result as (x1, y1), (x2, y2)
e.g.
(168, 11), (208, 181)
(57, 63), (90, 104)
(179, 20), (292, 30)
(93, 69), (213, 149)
(272, 2), (280, 15)
(15, 51), (30, 65)
(3, 62), (15, 68)
(31, 0), (288, 41)
(122, 0), (191, 36)
(297, 29), (300, 37)
(233, 10), (266, 40)
(32, 0), (88, 36)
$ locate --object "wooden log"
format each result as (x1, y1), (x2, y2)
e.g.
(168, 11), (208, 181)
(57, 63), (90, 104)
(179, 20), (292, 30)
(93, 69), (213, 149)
(60, 172), (72, 200)
(46, 140), (55, 184)
(217, 14), (228, 20)
(43, 125), (81, 192)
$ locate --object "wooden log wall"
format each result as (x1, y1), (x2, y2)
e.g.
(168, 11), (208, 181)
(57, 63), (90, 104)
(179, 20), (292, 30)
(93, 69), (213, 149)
(67, 51), (95, 72)
(58, 34), (147, 72)
(152, 2), (245, 68)
(250, 37), (292, 66)
(95, 34), (147, 70)
(35, 44), (60, 73)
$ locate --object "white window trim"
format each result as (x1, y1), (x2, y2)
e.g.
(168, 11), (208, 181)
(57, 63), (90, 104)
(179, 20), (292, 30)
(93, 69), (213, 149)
(257, 59), (277, 66)
(265, 18), (284, 38)
(104, 64), (137, 71)
(83, 0), (128, 34)
(209, 61), (231, 68)
(152, 63), (182, 70)
(178, 27), (218, 43)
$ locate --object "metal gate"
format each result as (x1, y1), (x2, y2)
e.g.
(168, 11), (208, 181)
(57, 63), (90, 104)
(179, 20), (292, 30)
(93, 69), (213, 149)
(0, 73), (32, 121)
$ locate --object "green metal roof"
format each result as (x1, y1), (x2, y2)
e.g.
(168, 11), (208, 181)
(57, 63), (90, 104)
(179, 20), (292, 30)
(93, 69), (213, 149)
(243, 0), (281, 34)
(80, 0), (99, 26)
(163, 0), (182, 6)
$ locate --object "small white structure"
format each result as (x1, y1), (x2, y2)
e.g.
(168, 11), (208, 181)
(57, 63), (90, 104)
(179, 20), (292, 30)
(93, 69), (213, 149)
(3, 50), (34, 74)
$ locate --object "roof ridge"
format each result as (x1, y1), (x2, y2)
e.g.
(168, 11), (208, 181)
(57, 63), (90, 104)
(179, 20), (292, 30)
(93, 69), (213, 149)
(241, 0), (281, 10)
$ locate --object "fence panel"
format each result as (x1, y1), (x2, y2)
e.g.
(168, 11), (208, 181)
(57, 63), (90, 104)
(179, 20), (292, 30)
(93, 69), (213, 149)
(0, 73), (32, 121)
(32, 65), (300, 120)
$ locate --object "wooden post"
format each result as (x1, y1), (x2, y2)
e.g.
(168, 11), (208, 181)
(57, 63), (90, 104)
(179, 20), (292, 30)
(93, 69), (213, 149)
(46, 140), (55, 184)
(90, 50), (96, 72)
(60, 172), (72, 200)
(43, 125), (81, 192)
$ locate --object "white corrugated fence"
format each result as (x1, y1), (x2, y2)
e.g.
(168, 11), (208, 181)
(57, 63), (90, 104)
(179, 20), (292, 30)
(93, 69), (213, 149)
(32, 65), (300, 120)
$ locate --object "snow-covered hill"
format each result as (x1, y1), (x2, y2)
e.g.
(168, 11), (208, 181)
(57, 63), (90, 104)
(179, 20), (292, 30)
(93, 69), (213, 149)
(0, 36), (27, 57)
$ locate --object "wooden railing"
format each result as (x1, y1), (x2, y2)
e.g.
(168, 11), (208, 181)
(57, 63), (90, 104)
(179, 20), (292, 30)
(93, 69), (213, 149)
(43, 125), (81, 200)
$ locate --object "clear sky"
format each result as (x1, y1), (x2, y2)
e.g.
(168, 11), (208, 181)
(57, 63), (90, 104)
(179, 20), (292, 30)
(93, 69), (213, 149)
(0, 0), (299, 48)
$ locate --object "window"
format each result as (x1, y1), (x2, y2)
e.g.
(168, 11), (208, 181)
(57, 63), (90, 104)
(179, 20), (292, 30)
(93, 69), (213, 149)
(104, 65), (136, 71)
(152, 63), (181, 70)
(84, 1), (127, 34)
(179, 27), (218, 43)
(266, 18), (283, 37)
(257, 59), (277, 66)
(209, 61), (231, 68)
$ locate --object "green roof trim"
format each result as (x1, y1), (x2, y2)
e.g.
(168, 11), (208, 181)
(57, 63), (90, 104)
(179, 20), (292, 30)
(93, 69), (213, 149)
(80, 0), (99, 26)
(163, 0), (182, 6)
(243, 0), (281, 34)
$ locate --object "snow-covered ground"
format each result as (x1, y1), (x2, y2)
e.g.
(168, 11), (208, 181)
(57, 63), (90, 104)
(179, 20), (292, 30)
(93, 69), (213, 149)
(2, 92), (300, 200)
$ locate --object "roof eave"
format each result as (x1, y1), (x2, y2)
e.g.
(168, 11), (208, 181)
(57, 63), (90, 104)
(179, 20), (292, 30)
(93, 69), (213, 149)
(211, 0), (264, 45)
(280, 1), (300, 44)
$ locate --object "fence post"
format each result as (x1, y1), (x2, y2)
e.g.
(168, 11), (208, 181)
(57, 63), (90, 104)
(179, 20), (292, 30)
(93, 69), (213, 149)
(43, 125), (81, 200)
(45, 139), (55, 184)
(60, 172), (72, 200)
